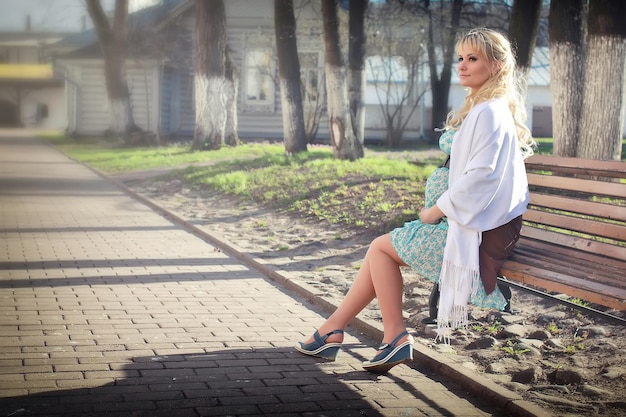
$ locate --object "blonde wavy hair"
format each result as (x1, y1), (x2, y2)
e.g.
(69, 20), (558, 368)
(444, 28), (535, 158)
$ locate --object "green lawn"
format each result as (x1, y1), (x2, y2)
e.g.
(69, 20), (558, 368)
(51, 136), (441, 236)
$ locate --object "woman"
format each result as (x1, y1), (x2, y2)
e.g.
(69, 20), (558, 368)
(295, 28), (535, 374)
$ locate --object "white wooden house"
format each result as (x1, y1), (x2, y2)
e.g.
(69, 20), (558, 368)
(51, 0), (330, 140)
(25, 0), (626, 141)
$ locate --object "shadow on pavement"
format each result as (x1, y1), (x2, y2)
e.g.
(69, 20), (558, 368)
(0, 347), (390, 417)
(0, 344), (507, 417)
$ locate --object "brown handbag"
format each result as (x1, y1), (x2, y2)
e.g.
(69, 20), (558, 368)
(479, 215), (522, 294)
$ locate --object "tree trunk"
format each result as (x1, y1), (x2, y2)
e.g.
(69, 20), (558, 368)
(224, 49), (240, 146)
(549, 0), (585, 157)
(426, 0), (462, 142)
(578, 0), (626, 160)
(274, 0), (307, 154)
(348, 0), (368, 145)
(321, 0), (363, 160)
(86, 0), (139, 142)
(193, 0), (236, 151)
(508, 0), (542, 94)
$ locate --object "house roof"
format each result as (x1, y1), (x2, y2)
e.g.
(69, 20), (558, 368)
(51, 0), (184, 59)
(153, 0), (191, 30)
(49, 28), (98, 56)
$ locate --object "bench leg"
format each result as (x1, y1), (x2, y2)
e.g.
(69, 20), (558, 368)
(424, 283), (439, 324)
(499, 283), (512, 313)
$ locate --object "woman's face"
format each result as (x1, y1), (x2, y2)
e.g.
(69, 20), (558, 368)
(457, 44), (494, 91)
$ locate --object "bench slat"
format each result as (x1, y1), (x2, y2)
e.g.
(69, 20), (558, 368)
(511, 248), (625, 288)
(520, 226), (626, 261)
(530, 193), (626, 222)
(514, 238), (626, 280)
(526, 155), (626, 178)
(527, 173), (626, 198)
(500, 262), (626, 311)
(523, 208), (626, 241)
(503, 258), (626, 293)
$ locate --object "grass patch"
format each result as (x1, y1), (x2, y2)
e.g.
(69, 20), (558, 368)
(499, 340), (531, 356)
(54, 137), (285, 174)
(53, 138), (437, 235)
(534, 137), (554, 154)
(178, 146), (434, 234)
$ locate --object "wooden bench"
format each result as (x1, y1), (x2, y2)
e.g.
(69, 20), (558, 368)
(429, 155), (626, 322)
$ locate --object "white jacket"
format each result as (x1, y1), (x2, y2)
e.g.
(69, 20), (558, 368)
(437, 98), (529, 230)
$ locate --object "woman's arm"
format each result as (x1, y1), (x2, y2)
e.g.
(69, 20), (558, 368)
(420, 205), (444, 224)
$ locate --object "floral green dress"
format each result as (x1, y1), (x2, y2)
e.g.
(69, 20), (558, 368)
(390, 130), (507, 310)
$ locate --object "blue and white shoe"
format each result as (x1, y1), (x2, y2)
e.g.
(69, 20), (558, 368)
(362, 330), (413, 373)
(295, 329), (344, 361)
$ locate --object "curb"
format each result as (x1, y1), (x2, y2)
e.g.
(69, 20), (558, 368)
(82, 161), (552, 417)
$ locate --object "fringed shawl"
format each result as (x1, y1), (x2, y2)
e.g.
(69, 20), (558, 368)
(435, 98), (529, 343)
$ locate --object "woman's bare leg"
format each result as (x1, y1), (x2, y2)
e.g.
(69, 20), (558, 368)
(368, 234), (411, 344)
(303, 234), (410, 346)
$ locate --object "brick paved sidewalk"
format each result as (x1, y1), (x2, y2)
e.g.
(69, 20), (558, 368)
(0, 134), (546, 417)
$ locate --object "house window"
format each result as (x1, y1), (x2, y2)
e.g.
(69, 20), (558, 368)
(365, 55), (410, 105)
(244, 48), (273, 111)
(299, 52), (323, 104)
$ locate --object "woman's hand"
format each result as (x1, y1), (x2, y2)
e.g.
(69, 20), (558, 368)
(420, 205), (444, 224)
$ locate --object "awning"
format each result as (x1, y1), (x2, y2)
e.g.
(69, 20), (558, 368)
(0, 64), (63, 87)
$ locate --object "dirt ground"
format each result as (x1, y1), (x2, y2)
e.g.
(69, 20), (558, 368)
(121, 175), (626, 417)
